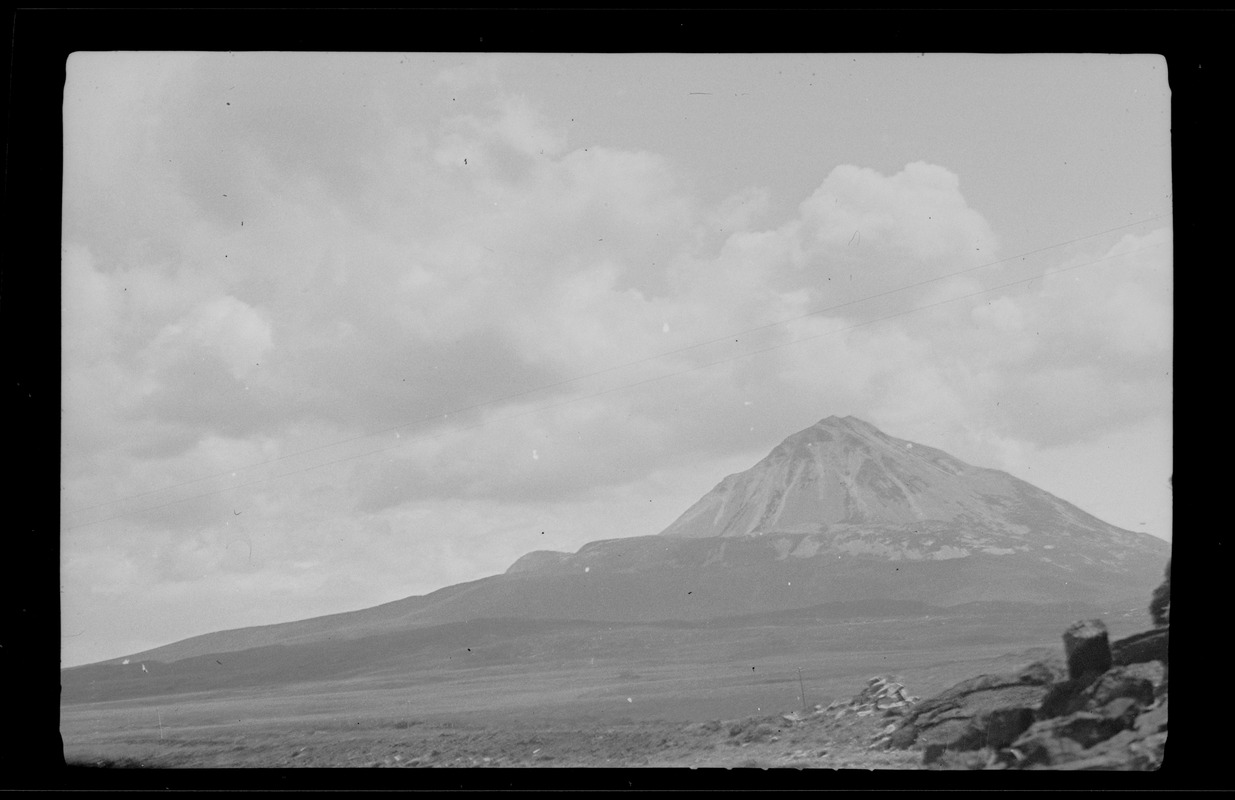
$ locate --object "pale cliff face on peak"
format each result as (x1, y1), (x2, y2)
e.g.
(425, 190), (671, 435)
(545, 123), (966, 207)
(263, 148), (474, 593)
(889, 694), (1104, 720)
(658, 416), (1154, 550)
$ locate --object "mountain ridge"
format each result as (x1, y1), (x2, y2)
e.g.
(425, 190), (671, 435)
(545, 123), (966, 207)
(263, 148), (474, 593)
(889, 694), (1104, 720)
(69, 416), (1169, 669)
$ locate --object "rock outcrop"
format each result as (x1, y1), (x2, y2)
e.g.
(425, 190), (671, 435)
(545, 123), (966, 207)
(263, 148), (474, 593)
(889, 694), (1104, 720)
(1111, 627), (1169, 670)
(885, 622), (1169, 769)
(885, 661), (1062, 759)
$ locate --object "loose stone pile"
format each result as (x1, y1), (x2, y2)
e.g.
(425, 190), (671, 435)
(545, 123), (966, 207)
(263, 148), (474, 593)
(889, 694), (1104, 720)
(829, 675), (921, 719)
(777, 674), (923, 748)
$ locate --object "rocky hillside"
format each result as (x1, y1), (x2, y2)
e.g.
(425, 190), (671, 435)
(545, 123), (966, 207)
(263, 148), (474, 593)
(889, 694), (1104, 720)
(757, 617), (1167, 770)
(759, 563), (1173, 770)
(862, 561), (1170, 772)
(880, 619), (1168, 769)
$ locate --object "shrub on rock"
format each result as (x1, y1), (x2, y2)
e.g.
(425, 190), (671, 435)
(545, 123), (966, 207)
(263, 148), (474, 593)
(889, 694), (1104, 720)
(1149, 559), (1170, 627)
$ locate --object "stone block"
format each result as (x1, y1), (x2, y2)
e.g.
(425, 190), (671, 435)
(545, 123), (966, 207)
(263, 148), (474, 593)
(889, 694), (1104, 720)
(1063, 619), (1112, 681)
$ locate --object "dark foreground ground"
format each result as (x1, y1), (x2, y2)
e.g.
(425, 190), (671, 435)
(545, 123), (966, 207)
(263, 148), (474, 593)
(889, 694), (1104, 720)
(61, 599), (1151, 772)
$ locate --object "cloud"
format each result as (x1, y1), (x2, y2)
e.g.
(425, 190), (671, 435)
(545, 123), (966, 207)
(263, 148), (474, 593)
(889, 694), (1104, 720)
(66, 148), (1030, 520)
(708, 186), (772, 234)
(798, 162), (999, 267)
(350, 396), (676, 512)
(146, 296), (273, 380)
(1040, 229), (1172, 361)
(434, 56), (506, 91)
(490, 95), (570, 158)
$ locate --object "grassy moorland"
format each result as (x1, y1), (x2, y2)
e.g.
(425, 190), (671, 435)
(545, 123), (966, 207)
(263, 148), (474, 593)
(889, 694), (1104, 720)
(60, 597), (1150, 770)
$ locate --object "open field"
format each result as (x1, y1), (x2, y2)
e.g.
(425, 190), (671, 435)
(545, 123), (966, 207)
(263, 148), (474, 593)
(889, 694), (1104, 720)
(61, 599), (1151, 770)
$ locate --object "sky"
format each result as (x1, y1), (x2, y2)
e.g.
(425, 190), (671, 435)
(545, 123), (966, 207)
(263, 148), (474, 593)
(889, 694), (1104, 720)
(60, 52), (1172, 667)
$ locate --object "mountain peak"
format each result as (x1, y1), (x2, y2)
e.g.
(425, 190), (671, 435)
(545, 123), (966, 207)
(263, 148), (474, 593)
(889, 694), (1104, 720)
(814, 414), (860, 427)
(657, 416), (1148, 545)
(806, 415), (882, 435)
(774, 414), (889, 453)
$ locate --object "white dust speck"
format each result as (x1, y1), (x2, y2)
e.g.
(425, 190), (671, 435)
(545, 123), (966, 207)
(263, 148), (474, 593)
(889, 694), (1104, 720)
(905, 443), (913, 449)
(627, 697), (633, 703)
(585, 566), (590, 573)
(122, 659), (130, 665)
(532, 449), (539, 460)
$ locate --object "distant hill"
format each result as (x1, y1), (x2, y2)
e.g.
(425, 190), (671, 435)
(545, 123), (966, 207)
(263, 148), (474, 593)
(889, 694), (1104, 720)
(60, 597), (1136, 706)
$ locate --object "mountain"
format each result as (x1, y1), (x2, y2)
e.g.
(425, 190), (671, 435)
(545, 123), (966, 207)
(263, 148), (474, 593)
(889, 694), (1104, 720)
(658, 415), (1140, 542)
(507, 415), (1166, 583)
(71, 416), (1170, 668)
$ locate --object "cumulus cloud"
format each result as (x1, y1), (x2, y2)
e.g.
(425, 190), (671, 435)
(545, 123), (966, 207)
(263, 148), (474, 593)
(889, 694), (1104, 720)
(799, 162), (999, 269)
(145, 296), (273, 380)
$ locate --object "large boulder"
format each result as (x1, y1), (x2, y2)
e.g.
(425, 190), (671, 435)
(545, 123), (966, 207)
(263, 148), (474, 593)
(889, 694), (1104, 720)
(886, 662), (1057, 752)
(985, 706), (1037, 749)
(1037, 661), (1161, 720)
(1037, 677), (1094, 719)
(1083, 666), (1155, 709)
(1007, 695), (1167, 769)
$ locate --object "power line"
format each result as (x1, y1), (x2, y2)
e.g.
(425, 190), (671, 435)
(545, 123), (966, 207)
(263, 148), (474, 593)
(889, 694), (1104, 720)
(61, 212), (1170, 518)
(60, 235), (1170, 531)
